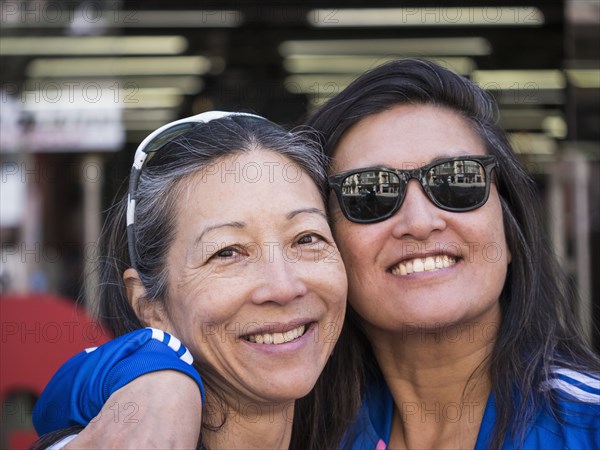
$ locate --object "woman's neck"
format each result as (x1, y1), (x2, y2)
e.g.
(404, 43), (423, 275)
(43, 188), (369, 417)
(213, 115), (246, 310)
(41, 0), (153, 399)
(203, 398), (294, 450)
(365, 315), (499, 449)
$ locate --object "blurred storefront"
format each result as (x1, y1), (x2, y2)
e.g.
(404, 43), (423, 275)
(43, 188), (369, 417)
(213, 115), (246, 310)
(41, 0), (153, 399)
(1, 0), (598, 330)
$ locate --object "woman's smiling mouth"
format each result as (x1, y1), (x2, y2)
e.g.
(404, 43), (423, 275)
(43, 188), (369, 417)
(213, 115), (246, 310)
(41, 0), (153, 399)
(242, 324), (308, 344)
(390, 255), (457, 276)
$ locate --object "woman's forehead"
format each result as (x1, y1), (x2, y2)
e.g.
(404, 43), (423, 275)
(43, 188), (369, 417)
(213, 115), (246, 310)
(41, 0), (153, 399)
(330, 104), (484, 172)
(173, 151), (324, 223)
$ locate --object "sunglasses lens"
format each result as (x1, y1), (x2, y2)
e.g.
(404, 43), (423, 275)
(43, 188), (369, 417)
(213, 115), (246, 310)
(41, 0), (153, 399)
(144, 122), (198, 157)
(426, 159), (488, 210)
(339, 171), (401, 222)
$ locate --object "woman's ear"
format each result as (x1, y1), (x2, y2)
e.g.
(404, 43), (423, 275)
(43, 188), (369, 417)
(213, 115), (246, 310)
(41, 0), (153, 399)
(123, 268), (171, 330)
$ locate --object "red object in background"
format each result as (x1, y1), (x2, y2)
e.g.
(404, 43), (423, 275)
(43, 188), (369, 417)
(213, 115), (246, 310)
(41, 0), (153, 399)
(0, 293), (111, 449)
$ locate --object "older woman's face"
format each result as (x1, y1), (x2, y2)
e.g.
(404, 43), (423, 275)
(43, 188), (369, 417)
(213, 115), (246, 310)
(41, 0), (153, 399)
(153, 149), (346, 405)
(329, 104), (509, 333)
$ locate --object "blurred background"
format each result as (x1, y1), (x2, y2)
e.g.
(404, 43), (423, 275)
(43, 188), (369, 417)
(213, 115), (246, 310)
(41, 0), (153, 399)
(1, 0), (599, 447)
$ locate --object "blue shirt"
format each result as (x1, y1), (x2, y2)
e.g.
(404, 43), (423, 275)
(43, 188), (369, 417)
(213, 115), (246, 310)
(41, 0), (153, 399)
(33, 328), (204, 437)
(34, 329), (599, 449)
(343, 369), (600, 449)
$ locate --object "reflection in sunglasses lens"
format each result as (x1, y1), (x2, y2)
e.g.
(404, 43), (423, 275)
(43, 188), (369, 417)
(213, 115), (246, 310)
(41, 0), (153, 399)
(339, 159), (488, 221)
(341, 171), (400, 221)
(427, 160), (487, 209)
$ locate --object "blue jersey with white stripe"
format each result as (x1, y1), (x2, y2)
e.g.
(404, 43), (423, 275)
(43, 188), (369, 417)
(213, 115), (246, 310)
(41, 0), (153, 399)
(33, 328), (204, 437)
(33, 332), (599, 449)
(344, 368), (600, 449)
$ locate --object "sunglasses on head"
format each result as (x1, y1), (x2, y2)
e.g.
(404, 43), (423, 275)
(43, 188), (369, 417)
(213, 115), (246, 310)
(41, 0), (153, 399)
(328, 155), (497, 224)
(126, 111), (264, 269)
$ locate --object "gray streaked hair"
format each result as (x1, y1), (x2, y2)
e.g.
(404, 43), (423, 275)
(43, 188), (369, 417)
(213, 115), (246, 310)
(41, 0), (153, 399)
(98, 114), (327, 335)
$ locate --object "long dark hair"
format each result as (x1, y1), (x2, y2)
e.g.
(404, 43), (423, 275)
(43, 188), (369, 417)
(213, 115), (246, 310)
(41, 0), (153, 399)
(35, 115), (359, 450)
(306, 59), (600, 449)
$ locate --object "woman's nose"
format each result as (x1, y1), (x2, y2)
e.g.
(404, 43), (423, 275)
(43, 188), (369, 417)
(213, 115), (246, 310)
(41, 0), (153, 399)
(390, 179), (447, 240)
(250, 247), (308, 305)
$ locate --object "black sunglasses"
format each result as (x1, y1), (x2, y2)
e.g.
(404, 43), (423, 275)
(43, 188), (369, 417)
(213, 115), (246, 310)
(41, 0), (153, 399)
(328, 155), (497, 224)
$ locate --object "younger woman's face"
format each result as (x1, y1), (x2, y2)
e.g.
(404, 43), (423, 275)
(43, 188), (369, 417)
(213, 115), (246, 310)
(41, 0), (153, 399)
(329, 104), (509, 334)
(141, 149), (347, 406)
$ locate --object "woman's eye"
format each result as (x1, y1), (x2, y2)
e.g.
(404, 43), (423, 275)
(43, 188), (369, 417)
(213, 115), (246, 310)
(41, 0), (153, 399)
(297, 233), (323, 245)
(215, 247), (239, 259)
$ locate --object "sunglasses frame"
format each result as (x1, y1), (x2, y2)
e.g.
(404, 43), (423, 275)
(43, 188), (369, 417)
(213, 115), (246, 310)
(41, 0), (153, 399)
(328, 155), (498, 224)
(126, 111), (263, 269)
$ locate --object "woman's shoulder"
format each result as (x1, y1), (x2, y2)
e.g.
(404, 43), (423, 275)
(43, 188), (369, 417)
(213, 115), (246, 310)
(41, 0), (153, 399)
(542, 366), (600, 405)
(526, 366), (600, 448)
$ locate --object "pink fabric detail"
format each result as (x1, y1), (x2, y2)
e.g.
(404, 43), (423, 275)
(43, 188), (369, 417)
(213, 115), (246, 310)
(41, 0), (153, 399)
(375, 439), (387, 450)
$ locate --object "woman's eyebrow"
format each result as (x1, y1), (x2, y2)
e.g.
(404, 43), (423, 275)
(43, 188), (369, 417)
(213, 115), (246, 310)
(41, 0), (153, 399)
(286, 207), (327, 221)
(428, 151), (473, 165)
(194, 210), (325, 245)
(196, 221), (246, 244)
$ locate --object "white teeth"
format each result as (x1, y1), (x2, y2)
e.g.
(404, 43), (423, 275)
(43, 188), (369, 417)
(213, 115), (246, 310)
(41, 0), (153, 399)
(424, 256), (435, 271)
(413, 258), (424, 272)
(244, 324), (306, 344)
(391, 255), (456, 276)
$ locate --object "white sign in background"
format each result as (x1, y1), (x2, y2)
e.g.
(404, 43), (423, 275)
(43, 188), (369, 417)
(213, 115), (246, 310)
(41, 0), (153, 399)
(1, 83), (125, 153)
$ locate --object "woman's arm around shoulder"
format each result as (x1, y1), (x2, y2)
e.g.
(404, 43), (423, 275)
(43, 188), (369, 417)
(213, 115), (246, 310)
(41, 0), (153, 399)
(33, 328), (204, 448)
